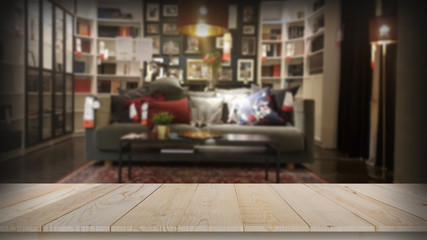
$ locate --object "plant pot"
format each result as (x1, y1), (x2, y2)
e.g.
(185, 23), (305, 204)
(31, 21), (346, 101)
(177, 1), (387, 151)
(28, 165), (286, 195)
(157, 125), (169, 140)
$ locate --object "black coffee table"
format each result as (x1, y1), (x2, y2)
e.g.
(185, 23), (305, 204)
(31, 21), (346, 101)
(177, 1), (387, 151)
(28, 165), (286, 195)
(118, 132), (280, 183)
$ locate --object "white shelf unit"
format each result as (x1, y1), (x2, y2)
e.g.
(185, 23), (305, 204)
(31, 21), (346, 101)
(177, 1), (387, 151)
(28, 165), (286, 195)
(258, 0), (341, 148)
(73, 0), (143, 133)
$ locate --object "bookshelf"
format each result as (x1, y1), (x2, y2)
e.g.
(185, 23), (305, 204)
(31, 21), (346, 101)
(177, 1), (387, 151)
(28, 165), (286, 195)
(258, 0), (341, 148)
(73, 0), (143, 133)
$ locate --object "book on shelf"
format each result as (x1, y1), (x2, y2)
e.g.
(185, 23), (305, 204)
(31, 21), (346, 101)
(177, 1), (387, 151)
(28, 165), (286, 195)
(288, 26), (304, 39)
(265, 44), (282, 57)
(74, 79), (91, 93)
(119, 27), (130, 37)
(273, 64), (280, 77)
(110, 80), (121, 94)
(97, 80), (111, 93)
(81, 39), (91, 53)
(262, 64), (281, 77)
(77, 21), (91, 36)
(73, 61), (86, 73)
(98, 63), (116, 74)
(98, 26), (139, 38)
(126, 82), (138, 89)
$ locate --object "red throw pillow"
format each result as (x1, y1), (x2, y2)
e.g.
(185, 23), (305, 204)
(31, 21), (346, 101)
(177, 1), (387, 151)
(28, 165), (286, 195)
(124, 93), (165, 123)
(147, 97), (191, 129)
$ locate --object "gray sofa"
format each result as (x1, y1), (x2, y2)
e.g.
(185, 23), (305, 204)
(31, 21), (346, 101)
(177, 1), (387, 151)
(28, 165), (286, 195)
(85, 95), (314, 165)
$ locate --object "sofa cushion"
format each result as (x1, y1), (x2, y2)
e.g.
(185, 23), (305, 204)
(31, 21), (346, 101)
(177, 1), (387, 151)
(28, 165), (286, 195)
(271, 85), (300, 125)
(147, 97), (191, 129)
(206, 124), (304, 152)
(96, 123), (149, 151)
(149, 77), (185, 100)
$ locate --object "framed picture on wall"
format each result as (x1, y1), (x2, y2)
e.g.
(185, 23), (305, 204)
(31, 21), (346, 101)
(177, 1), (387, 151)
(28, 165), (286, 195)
(162, 23), (179, 35)
(237, 59), (254, 81)
(219, 68), (233, 81)
(243, 6), (255, 23)
(146, 3), (160, 22)
(222, 57), (231, 67)
(147, 35), (160, 54)
(216, 37), (223, 49)
(242, 37), (256, 56)
(163, 4), (178, 17)
(228, 5), (237, 29)
(243, 25), (255, 35)
(185, 35), (200, 54)
(187, 59), (210, 81)
(146, 23), (159, 34)
(169, 57), (179, 66)
(162, 39), (180, 55)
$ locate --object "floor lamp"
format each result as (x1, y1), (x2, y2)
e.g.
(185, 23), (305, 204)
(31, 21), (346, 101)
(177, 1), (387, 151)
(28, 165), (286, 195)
(369, 17), (397, 180)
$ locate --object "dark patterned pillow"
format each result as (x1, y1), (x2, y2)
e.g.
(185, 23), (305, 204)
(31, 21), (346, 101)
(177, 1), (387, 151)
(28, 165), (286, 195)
(236, 88), (284, 126)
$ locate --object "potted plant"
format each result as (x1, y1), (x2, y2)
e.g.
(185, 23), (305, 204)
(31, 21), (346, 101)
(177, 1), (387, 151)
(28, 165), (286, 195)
(152, 112), (174, 139)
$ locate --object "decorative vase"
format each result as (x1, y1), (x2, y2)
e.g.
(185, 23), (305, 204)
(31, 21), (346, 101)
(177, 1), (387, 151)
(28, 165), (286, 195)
(157, 125), (169, 140)
(208, 67), (219, 90)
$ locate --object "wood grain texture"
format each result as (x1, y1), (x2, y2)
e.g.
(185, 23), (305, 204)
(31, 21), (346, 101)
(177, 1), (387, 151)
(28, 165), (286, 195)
(308, 184), (427, 232)
(236, 184), (309, 232)
(345, 184), (427, 220)
(0, 184), (72, 209)
(0, 185), (95, 224)
(112, 184), (197, 232)
(375, 184), (427, 202)
(0, 185), (121, 232)
(271, 184), (375, 232)
(177, 184), (243, 232)
(42, 184), (161, 232)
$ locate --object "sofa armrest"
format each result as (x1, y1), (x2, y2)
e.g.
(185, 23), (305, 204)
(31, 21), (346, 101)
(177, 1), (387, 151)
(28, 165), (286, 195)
(85, 96), (111, 160)
(293, 98), (314, 159)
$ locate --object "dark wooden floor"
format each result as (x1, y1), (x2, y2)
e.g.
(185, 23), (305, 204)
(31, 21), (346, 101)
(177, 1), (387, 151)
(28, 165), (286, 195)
(0, 136), (392, 183)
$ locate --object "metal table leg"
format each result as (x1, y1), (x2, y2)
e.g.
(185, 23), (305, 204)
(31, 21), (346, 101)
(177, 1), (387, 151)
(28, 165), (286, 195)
(118, 141), (123, 183)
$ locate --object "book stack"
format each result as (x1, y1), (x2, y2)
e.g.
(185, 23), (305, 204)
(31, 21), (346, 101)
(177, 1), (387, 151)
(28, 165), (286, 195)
(265, 44), (282, 57)
(262, 28), (282, 40)
(77, 21), (91, 36)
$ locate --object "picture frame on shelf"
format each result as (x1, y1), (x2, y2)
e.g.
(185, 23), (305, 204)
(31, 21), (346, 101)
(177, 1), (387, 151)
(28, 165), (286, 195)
(243, 6), (255, 23)
(168, 68), (184, 83)
(169, 57), (179, 66)
(228, 5), (237, 29)
(146, 3), (160, 22)
(237, 59), (254, 82)
(162, 23), (179, 35)
(243, 25), (255, 35)
(163, 4), (178, 17)
(219, 68), (233, 81)
(146, 23), (159, 34)
(187, 59), (210, 81)
(185, 35), (200, 54)
(216, 37), (224, 49)
(242, 37), (256, 56)
(147, 35), (160, 54)
(162, 39), (180, 55)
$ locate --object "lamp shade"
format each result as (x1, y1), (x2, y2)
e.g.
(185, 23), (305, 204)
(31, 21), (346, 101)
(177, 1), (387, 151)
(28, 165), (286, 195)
(177, 0), (229, 37)
(369, 16), (397, 44)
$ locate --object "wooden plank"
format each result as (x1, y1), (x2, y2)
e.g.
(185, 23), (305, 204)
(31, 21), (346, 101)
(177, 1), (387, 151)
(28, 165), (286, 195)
(0, 185), (95, 224)
(345, 184), (427, 220)
(0, 184), (72, 209)
(0, 184), (121, 232)
(236, 184), (309, 232)
(375, 184), (427, 202)
(177, 184), (243, 232)
(42, 184), (161, 232)
(112, 184), (197, 232)
(272, 184), (375, 231)
(308, 184), (427, 232)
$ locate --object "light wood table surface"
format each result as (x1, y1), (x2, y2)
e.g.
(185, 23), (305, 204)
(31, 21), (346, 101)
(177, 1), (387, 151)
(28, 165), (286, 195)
(0, 184), (426, 240)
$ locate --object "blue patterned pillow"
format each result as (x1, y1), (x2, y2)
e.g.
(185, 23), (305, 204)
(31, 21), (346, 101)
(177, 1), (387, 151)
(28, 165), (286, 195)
(236, 88), (284, 125)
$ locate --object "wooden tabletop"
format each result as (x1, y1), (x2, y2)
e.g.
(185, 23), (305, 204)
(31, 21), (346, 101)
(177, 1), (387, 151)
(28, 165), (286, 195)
(0, 184), (426, 232)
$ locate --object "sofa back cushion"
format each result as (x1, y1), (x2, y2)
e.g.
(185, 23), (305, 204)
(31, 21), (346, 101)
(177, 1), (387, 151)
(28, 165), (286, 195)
(147, 97), (191, 129)
(149, 77), (185, 101)
(189, 96), (224, 124)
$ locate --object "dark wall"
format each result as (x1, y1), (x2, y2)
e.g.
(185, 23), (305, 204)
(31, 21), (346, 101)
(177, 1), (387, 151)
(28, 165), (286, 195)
(143, 0), (259, 87)
(394, 0), (427, 182)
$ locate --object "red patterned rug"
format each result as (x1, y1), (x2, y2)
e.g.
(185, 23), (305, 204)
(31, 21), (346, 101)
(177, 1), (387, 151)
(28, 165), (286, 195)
(57, 161), (327, 183)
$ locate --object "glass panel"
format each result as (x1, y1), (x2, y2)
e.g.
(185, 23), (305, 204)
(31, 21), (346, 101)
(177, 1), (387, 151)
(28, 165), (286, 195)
(42, 0), (52, 69)
(27, 0), (39, 67)
(55, 7), (64, 72)
(42, 71), (52, 139)
(54, 72), (64, 136)
(65, 74), (73, 132)
(65, 14), (73, 73)
(27, 68), (39, 145)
